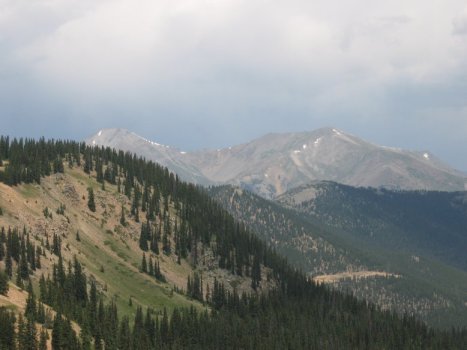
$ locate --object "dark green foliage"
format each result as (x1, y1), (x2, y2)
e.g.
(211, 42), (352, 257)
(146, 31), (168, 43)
(186, 272), (203, 302)
(87, 187), (96, 212)
(120, 204), (126, 226)
(25, 282), (37, 321)
(56, 203), (66, 215)
(18, 314), (37, 350)
(0, 307), (16, 348)
(53, 156), (64, 174)
(5, 248), (12, 278)
(43, 207), (52, 219)
(141, 253), (147, 273)
(0, 269), (8, 295)
(139, 220), (149, 251)
(52, 313), (80, 350)
(154, 260), (165, 282)
(297, 182), (467, 271)
(52, 233), (61, 257)
(251, 252), (261, 290)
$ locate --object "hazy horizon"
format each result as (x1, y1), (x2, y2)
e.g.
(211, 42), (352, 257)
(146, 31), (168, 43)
(1, 1), (466, 171)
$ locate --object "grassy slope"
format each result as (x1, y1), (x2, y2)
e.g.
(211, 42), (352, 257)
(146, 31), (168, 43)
(0, 166), (205, 321)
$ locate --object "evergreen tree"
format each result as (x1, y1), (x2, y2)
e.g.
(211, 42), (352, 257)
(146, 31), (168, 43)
(53, 157), (64, 174)
(25, 282), (37, 321)
(0, 269), (8, 295)
(120, 204), (126, 226)
(141, 253), (147, 273)
(139, 221), (148, 251)
(251, 253), (261, 290)
(87, 187), (96, 212)
(0, 307), (16, 349)
(5, 247), (12, 278)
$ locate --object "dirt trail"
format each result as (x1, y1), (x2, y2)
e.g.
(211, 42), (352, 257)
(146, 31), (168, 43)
(313, 270), (401, 284)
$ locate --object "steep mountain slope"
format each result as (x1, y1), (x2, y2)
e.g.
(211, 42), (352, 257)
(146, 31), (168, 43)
(0, 166), (204, 318)
(0, 136), (466, 348)
(87, 128), (209, 185)
(209, 185), (467, 328)
(88, 128), (467, 198)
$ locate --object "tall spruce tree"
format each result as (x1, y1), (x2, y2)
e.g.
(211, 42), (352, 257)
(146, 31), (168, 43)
(0, 269), (8, 295)
(87, 187), (96, 212)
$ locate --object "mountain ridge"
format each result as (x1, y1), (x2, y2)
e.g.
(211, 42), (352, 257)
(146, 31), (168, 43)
(87, 127), (467, 197)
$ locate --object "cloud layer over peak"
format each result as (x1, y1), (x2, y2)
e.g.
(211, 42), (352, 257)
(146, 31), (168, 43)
(1, 0), (466, 170)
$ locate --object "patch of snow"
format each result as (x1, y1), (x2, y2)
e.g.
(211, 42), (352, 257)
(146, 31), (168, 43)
(302, 144), (307, 149)
(132, 132), (163, 147)
(332, 128), (342, 136)
(423, 153), (430, 160)
(180, 151), (186, 155)
(264, 173), (269, 178)
(98, 130), (102, 137)
(314, 137), (321, 146)
(293, 150), (301, 154)
(92, 140), (96, 145)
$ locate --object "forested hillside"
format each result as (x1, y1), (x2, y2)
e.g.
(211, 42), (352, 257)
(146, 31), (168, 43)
(210, 184), (467, 329)
(280, 182), (467, 270)
(0, 135), (466, 349)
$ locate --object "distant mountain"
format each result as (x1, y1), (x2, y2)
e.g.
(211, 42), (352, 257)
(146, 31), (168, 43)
(86, 128), (209, 185)
(87, 127), (467, 197)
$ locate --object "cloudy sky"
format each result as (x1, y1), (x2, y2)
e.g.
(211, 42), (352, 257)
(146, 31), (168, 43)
(1, 0), (467, 170)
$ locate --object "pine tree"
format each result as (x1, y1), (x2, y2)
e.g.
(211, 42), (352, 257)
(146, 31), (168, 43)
(25, 282), (37, 321)
(120, 204), (126, 226)
(119, 316), (131, 349)
(141, 253), (147, 273)
(0, 307), (16, 348)
(5, 246), (12, 278)
(51, 314), (62, 350)
(53, 157), (64, 174)
(35, 246), (41, 269)
(87, 187), (96, 212)
(251, 253), (261, 290)
(139, 222), (148, 251)
(0, 269), (8, 295)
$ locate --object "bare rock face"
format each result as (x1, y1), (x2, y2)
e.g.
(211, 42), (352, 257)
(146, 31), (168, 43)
(87, 127), (467, 198)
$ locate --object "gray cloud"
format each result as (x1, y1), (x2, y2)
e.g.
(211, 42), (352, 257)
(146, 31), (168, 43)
(1, 0), (467, 171)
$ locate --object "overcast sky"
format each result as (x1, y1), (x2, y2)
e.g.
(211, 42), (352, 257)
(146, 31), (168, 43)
(1, 0), (466, 170)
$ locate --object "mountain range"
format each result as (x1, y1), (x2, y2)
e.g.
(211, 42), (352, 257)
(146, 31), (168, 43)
(4, 136), (465, 347)
(87, 127), (467, 198)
